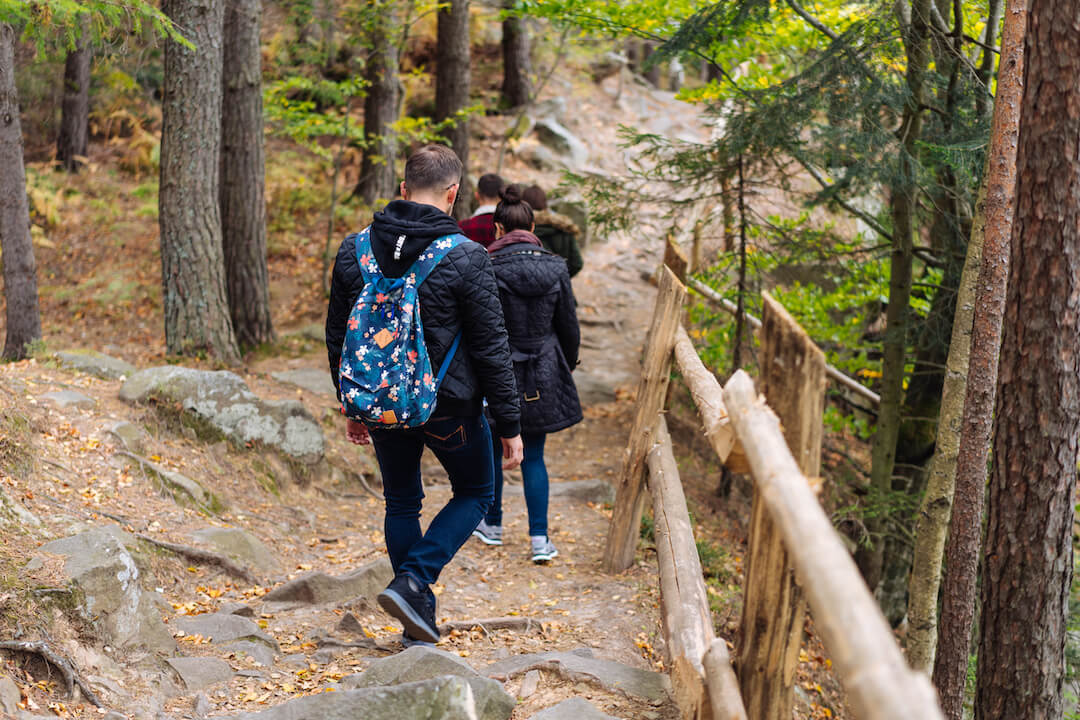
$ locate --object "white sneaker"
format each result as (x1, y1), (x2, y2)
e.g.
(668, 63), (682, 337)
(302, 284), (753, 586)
(472, 520), (503, 546)
(530, 536), (558, 563)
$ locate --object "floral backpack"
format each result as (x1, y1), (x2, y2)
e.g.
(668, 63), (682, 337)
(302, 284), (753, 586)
(338, 227), (468, 428)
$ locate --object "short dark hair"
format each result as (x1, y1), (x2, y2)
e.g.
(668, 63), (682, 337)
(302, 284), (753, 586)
(522, 185), (547, 211)
(404, 144), (462, 192)
(494, 183), (534, 232)
(477, 173), (505, 199)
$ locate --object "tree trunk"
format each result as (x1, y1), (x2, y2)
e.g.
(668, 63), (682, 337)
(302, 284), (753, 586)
(435, 0), (472, 219)
(974, 0), (1076, 716)
(0, 24), (41, 360)
(974, 0), (1003, 121)
(56, 19), (90, 173)
(160, 0), (240, 362)
(501, 0), (531, 108)
(221, 0), (273, 351)
(933, 1), (1025, 715)
(356, 1), (400, 205)
(858, 0), (932, 591)
(643, 41), (661, 87)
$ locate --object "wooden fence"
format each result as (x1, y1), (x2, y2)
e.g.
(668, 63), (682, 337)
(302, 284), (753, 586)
(603, 264), (943, 720)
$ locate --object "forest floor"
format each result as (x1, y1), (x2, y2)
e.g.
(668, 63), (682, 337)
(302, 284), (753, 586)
(0, 67), (851, 719)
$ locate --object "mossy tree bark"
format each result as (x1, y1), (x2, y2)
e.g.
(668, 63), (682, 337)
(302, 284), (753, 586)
(435, 0), (472, 219)
(160, 0), (239, 362)
(0, 24), (42, 360)
(974, 0), (1076, 716)
(221, 0), (274, 350)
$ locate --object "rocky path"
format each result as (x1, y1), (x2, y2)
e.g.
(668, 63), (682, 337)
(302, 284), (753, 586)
(0, 218), (684, 720)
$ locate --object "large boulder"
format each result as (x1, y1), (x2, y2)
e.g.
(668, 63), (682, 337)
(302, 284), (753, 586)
(165, 657), (234, 692)
(344, 646), (514, 720)
(262, 557), (392, 607)
(37, 528), (175, 654)
(532, 118), (589, 168)
(189, 528), (276, 573)
(229, 676), (480, 720)
(486, 649), (670, 703)
(120, 366), (324, 465)
(55, 350), (136, 380)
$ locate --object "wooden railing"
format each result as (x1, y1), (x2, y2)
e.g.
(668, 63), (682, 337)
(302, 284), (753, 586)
(603, 264), (943, 720)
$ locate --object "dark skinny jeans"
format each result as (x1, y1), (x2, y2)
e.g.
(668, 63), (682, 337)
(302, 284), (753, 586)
(369, 415), (495, 588)
(485, 431), (549, 537)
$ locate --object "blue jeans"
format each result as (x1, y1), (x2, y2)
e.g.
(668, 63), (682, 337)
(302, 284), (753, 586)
(369, 415), (495, 588)
(485, 431), (549, 537)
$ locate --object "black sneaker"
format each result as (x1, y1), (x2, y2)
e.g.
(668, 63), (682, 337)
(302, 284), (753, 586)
(377, 575), (440, 644)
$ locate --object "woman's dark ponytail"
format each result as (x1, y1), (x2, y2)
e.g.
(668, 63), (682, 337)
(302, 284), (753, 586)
(494, 183), (534, 232)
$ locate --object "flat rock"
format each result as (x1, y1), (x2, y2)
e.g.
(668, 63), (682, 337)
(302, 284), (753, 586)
(518, 669), (540, 699)
(55, 350), (136, 380)
(173, 612), (278, 651)
(530, 698), (618, 720)
(193, 692), (212, 718)
(0, 673), (20, 716)
(271, 368), (336, 398)
(107, 421), (150, 454)
(229, 676), (481, 720)
(344, 646), (514, 720)
(37, 528), (174, 654)
(486, 650), (670, 703)
(263, 557), (392, 606)
(166, 657), (234, 692)
(122, 454), (222, 514)
(40, 390), (96, 410)
(504, 479), (613, 504)
(119, 366), (324, 464)
(190, 528), (276, 573)
(0, 486), (42, 529)
(222, 640), (275, 668)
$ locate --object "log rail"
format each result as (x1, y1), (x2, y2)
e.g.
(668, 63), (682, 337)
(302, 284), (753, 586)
(604, 263), (943, 720)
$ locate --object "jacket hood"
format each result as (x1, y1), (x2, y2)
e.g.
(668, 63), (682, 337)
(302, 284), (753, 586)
(370, 200), (463, 277)
(533, 209), (580, 237)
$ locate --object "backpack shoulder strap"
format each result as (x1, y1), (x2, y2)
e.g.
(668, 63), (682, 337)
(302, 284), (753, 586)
(408, 234), (469, 288)
(352, 227), (381, 283)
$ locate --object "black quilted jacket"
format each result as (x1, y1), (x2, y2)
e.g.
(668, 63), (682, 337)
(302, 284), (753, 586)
(489, 238), (582, 435)
(325, 200), (521, 438)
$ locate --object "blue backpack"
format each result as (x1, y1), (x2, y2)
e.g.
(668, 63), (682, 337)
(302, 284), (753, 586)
(338, 227), (468, 428)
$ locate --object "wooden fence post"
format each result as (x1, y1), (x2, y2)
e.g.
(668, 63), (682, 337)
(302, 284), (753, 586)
(603, 265), (686, 572)
(737, 292), (826, 720)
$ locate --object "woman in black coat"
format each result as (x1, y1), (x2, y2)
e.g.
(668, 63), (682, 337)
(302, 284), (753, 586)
(471, 184), (582, 563)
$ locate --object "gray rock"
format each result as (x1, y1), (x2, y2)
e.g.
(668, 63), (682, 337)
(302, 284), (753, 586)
(173, 612), (278, 651)
(119, 366), (324, 464)
(532, 97), (567, 122)
(165, 657), (233, 692)
(190, 528), (276, 573)
(533, 118), (589, 167)
(193, 692), (212, 718)
(40, 390), (96, 410)
(518, 669), (540, 699)
(486, 650), (670, 703)
(504, 479), (613, 505)
(107, 421), (150, 454)
(0, 486), (42, 529)
(0, 674), (20, 716)
(514, 140), (563, 172)
(121, 454), (222, 514)
(37, 529), (175, 654)
(229, 677), (480, 720)
(222, 640), (276, 668)
(103, 713), (127, 720)
(530, 698), (618, 720)
(271, 368), (337, 398)
(262, 557), (392, 606)
(218, 602), (256, 618)
(344, 646), (514, 720)
(55, 350), (136, 380)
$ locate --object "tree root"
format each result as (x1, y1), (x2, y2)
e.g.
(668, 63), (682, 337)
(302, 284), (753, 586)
(439, 616), (550, 636)
(134, 534), (259, 584)
(0, 640), (105, 708)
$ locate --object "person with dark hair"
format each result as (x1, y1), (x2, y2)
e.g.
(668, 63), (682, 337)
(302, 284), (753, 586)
(326, 144), (524, 646)
(471, 184), (582, 563)
(522, 185), (584, 277)
(458, 172), (505, 247)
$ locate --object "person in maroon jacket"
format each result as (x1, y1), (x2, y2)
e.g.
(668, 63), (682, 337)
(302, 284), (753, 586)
(458, 173), (504, 247)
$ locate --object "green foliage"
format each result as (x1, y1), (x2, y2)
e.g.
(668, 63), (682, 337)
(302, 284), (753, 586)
(2, 0), (185, 51)
(695, 538), (732, 582)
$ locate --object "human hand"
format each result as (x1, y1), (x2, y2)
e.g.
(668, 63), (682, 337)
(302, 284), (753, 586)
(501, 435), (524, 470)
(346, 418), (371, 445)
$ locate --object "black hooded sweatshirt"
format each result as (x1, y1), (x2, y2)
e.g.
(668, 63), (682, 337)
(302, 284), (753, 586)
(325, 200), (521, 437)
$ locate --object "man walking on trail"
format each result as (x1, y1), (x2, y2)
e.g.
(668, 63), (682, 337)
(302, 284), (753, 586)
(458, 172), (504, 248)
(326, 144), (523, 646)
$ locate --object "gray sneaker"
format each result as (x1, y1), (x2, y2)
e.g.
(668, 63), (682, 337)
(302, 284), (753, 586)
(472, 520), (503, 546)
(530, 536), (558, 563)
